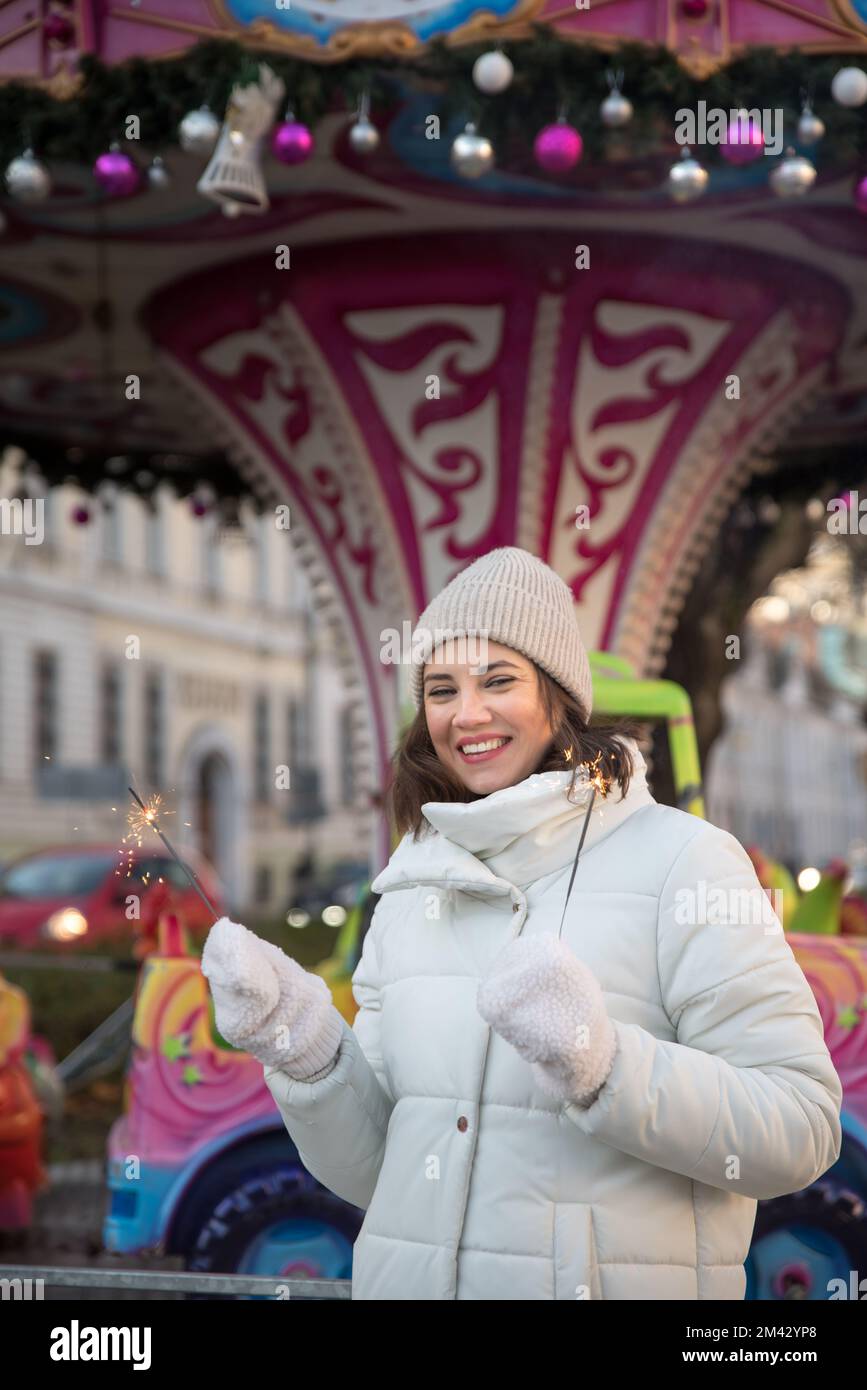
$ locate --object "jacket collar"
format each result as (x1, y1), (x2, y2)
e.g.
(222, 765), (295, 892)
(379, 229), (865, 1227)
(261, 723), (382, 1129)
(372, 737), (655, 901)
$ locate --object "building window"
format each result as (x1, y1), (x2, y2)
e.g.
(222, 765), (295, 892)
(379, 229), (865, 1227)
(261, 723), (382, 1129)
(287, 696), (305, 772)
(101, 495), (123, 567)
(42, 489), (55, 547)
(144, 670), (164, 788)
(145, 498), (165, 577)
(768, 647), (789, 690)
(254, 691), (271, 803)
(33, 650), (58, 768)
(339, 704), (356, 805)
(256, 512), (270, 606)
(254, 863), (272, 905)
(100, 664), (123, 765)
(202, 514), (222, 594)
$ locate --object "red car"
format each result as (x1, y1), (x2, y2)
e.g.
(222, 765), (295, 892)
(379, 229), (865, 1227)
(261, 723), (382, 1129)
(0, 843), (224, 949)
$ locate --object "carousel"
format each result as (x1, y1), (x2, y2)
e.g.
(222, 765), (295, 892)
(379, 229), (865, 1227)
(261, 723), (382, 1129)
(2, 0), (867, 856)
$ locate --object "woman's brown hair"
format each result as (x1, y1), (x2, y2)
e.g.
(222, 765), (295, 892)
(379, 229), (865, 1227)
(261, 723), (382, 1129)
(385, 662), (646, 841)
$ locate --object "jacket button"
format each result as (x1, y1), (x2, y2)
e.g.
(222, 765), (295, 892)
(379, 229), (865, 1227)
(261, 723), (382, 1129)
(457, 1116), (468, 1132)
(512, 902), (520, 913)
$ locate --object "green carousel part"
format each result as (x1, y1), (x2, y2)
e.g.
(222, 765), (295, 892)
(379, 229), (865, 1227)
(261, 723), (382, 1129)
(587, 652), (637, 680)
(788, 863), (849, 936)
(589, 667), (705, 819)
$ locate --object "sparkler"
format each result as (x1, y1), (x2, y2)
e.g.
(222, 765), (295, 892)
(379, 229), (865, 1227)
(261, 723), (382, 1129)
(580, 749), (614, 799)
(125, 786), (219, 920)
(554, 751), (616, 939)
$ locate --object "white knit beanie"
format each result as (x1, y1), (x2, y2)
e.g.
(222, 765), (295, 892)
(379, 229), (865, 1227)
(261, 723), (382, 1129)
(410, 547), (593, 719)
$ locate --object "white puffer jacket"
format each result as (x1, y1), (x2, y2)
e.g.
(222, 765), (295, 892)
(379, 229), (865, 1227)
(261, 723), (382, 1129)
(264, 739), (843, 1300)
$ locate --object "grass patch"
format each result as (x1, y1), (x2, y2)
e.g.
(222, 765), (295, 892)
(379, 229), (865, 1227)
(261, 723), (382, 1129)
(2, 919), (343, 1164)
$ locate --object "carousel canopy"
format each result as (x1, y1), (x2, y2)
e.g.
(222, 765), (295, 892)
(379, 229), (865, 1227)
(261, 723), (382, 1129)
(1, 0), (866, 788)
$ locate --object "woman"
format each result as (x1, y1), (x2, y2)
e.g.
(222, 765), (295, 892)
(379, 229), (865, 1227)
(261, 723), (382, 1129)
(202, 546), (842, 1301)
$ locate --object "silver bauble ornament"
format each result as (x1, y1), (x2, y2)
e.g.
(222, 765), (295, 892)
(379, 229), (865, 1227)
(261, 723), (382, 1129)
(147, 155), (171, 190)
(179, 105), (220, 156)
(450, 122), (494, 179)
(796, 105), (825, 146)
(349, 115), (380, 154)
(472, 50), (514, 94)
(667, 147), (708, 202)
(831, 66), (867, 108)
(5, 148), (51, 202)
(769, 150), (816, 197)
(601, 89), (633, 129)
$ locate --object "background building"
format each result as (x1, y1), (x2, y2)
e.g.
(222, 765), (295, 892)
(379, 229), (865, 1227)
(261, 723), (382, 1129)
(706, 531), (867, 873)
(0, 448), (372, 916)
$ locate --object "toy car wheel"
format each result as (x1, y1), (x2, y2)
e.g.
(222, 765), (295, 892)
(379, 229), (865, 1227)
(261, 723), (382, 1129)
(184, 1165), (361, 1300)
(745, 1178), (867, 1300)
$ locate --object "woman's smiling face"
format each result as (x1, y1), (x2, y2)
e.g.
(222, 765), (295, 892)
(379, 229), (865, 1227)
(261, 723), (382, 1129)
(422, 640), (554, 794)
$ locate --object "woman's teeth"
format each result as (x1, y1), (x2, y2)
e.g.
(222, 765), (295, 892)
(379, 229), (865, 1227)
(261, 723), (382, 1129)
(460, 737), (510, 754)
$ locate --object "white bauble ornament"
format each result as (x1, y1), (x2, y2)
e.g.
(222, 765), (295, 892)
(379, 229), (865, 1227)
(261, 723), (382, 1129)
(349, 115), (380, 154)
(472, 50), (514, 94)
(831, 67), (867, 108)
(179, 105), (220, 155)
(147, 155), (170, 189)
(5, 148), (51, 202)
(667, 147), (708, 202)
(450, 122), (494, 179)
(769, 150), (816, 197)
(797, 105), (825, 146)
(601, 89), (633, 128)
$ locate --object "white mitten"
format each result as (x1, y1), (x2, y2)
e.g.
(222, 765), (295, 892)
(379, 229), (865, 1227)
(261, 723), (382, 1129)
(201, 917), (344, 1081)
(477, 932), (618, 1106)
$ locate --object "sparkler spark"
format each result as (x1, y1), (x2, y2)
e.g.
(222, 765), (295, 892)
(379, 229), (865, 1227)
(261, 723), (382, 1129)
(579, 750), (613, 798)
(124, 785), (219, 920)
(124, 792), (174, 845)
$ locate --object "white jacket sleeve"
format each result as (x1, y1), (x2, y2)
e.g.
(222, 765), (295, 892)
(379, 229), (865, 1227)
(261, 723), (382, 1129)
(263, 905), (395, 1210)
(564, 821), (843, 1200)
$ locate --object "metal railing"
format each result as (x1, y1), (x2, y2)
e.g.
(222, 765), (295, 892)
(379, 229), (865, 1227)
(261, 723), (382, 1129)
(0, 950), (137, 1089)
(0, 952), (137, 973)
(0, 1264), (350, 1299)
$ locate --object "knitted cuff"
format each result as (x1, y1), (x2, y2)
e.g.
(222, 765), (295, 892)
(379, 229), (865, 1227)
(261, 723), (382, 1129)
(274, 1003), (345, 1081)
(533, 1013), (619, 1107)
(293, 1039), (343, 1085)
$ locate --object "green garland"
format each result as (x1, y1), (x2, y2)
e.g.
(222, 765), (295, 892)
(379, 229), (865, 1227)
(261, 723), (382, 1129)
(0, 25), (865, 168)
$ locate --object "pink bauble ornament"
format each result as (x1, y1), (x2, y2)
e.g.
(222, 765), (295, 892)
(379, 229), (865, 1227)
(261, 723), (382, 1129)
(271, 121), (314, 165)
(720, 112), (764, 165)
(93, 147), (139, 197)
(534, 121), (582, 172)
(71, 504), (91, 526)
(855, 176), (867, 213)
(190, 495), (209, 518)
(44, 11), (75, 44)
